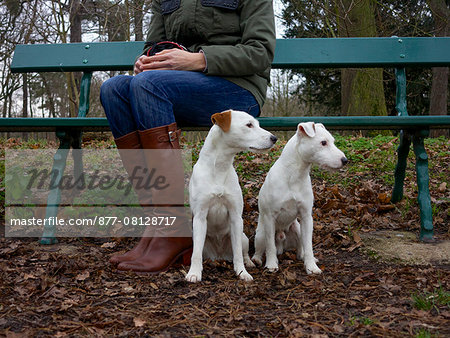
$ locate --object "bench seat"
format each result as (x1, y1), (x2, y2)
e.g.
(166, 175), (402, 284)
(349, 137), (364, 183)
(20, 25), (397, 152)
(1, 115), (449, 132)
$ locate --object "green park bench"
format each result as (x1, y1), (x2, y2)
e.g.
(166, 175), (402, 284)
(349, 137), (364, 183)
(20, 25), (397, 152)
(2, 37), (450, 243)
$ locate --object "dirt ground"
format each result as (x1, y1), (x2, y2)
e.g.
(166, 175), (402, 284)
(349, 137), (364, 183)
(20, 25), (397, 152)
(361, 230), (450, 266)
(0, 220), (449, 337)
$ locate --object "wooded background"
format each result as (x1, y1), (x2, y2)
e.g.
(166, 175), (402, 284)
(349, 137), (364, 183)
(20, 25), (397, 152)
(0, 0), (448, 135)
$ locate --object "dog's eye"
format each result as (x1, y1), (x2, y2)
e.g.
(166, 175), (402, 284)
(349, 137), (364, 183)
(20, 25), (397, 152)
(321, 140), (327, 146)
(246, 123), (253, 128)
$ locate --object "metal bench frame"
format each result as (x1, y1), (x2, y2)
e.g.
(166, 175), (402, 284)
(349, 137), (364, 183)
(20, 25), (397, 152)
(3, 37), (450, 243)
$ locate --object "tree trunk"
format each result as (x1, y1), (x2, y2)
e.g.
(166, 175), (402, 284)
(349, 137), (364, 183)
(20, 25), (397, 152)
(133, 0), (145, 41)
(2, 84), (8, 117)
(8, 93), (13, 118)
(427, 0), (449, 138)
(41, 74), (57, 118)
(337, 0), (387, 118)
(22, 74), (29, 140)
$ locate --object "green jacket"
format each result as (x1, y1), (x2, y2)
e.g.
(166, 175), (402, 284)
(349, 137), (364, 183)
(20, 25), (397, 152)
(145, 0), (276, 108)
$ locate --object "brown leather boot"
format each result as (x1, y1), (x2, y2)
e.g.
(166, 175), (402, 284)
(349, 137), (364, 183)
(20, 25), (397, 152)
(117, 123), (193, 273)
(109, 131), (153, 265)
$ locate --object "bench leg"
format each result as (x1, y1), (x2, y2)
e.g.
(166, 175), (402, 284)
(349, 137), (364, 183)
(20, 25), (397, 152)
(392, 130), (411, 203)
(40, 131), (71, 245)
(412, 131), (434, 241)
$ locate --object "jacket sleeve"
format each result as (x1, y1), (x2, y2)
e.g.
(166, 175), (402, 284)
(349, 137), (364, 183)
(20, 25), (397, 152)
(200, 0), (276, 77)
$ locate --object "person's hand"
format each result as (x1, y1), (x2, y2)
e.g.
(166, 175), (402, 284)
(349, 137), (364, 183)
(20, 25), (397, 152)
(134, 49), (206, 74)
(134, 55), (147, 74)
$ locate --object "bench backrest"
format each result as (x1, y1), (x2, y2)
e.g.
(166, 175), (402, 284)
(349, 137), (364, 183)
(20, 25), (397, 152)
(11, 37), (450, 73)
(9, 37), (450, 120)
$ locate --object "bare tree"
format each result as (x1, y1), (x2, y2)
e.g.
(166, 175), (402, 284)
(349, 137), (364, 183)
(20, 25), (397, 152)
(337, 0), (388, 117)
(0, 0), (32, 118)
(0, 0), (153, 123)
(133, 0), (145, 40)
(263, 70), (302, 117)
(22, 0), (39, 119)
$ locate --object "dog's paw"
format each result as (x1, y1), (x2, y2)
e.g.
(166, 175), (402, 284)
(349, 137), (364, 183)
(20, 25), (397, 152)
(238, 270), (253, 282)
(251, 255), (263, 266)
(186, 273), (202, 283)
(305, 262), (322, 275)
(185, 268), (202, 283)
(244, 257), (256, 268)
(265, 261), (279, 272)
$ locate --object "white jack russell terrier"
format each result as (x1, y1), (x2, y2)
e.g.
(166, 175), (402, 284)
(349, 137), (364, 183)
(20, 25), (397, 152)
(252, 122), (347, 274)
(186, 110), (277, 283)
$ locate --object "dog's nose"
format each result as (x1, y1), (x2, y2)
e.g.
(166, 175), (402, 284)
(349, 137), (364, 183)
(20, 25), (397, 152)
(341, 157), (348, 165)
(270, 135), (277, 144)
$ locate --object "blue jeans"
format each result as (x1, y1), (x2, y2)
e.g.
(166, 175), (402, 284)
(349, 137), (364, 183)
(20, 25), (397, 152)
(100, 70), (260, 138)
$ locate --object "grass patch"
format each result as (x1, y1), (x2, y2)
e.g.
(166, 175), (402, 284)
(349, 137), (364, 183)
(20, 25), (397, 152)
(348, 315), (375, 326)
(1, 134), (448, 222)
(415, 328), (438, 338)
(412, 285), (450, 312)
(364, 248), (380, 260)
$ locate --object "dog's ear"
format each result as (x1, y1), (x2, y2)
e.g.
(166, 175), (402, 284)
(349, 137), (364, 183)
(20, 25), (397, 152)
(211, 110), (232, 132)
(297, 122), (316, 137)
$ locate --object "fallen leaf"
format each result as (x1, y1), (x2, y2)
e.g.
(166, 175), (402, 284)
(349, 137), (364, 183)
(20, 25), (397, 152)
(378, 193), (391, 204)
(377, 204), (395, 212)
(101, 242), (116, 248)
(284, 270), (297, 282)
(133, 318), (146, 327)
(75, 270), (90, 281)
(353, 231), (361, 243)
(348, 242), (362, 252)
(122, 285), (135, 293)
(23, 273), (37, 280)
(332, 324), (345, 333)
